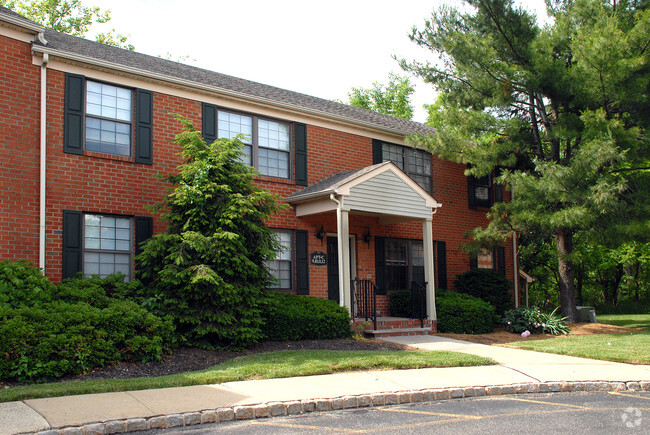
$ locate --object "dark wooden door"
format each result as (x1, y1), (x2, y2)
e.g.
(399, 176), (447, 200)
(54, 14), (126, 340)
(327, 236), (339, 302)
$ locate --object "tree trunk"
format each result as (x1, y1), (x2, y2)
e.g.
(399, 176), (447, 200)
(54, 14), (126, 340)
(576, 266), (584, 306)
(556, 230), (578, 322)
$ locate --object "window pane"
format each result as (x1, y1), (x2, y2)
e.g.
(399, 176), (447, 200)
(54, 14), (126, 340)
(478, 249), (493, 269)
(411, 242), (424, 267)
(86, 118), (131, 156)
(385, 239), (407, 265)
(382, 143), (405, 170)
(218, 111), (252, 143)
(259, 148), (289, 178)
(258, 119), (290, 151)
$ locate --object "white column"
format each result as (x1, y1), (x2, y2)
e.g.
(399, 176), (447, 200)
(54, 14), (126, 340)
(423, 218), (437, 322)
(338, 209), (351, 313)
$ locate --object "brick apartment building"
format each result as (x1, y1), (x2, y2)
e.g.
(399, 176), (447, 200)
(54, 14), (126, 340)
(0, 7), (518, 331)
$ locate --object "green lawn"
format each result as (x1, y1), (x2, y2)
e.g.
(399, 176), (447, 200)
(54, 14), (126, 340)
(0, 349), (494, 403)
(505, 313), (650, 364)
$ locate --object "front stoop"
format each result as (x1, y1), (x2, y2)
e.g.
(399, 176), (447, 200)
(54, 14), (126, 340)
(353, 317), (436, 337)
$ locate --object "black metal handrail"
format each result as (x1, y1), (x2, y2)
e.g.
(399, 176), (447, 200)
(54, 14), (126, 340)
(351, 279), (377, 330)
(411, 281), (427, 328)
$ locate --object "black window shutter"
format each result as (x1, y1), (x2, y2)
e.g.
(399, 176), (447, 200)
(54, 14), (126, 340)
(375, 236), (386, 294)
(467, 175), (477, 209)
(295, 123), (308, 186)
(372, 139), (383, 164)
(62, 210), (83, 279)
(497, 246), (506, 276)
(64, 73), (85, 155)
(134, 216), (153, 258)
(470, 254), (478, 269)
(436, 241), (447, 289)
(135, 89), (153, 164)
(295, 229), (309, 294)
(202, 102), (218, 144)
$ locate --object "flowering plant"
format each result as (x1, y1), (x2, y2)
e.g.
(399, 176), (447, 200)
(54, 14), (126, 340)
(502, 307), (569, 335)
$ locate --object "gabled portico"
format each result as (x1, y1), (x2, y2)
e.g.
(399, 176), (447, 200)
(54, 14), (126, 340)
(287, 162), (442, 324)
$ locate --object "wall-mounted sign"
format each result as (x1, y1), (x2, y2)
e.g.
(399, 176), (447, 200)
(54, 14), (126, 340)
(310, 251), (327, 266)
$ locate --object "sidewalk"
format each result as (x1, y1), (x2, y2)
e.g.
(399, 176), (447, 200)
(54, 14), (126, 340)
(2, 336), (649, 434)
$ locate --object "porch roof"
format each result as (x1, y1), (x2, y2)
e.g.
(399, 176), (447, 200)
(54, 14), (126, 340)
(287, 162), (440, 220)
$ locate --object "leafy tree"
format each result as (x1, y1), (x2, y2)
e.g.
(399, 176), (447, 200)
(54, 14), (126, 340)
(401, 0), (650, 321)
(137, 116), (285, 349)
(0, 0), (134, 50)
(346, 73), (415, 120)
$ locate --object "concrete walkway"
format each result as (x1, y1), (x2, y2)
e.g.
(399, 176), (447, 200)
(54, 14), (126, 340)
(2, 336), (649, 434)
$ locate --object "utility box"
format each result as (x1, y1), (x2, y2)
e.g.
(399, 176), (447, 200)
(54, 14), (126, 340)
(576, 306), (597, 323)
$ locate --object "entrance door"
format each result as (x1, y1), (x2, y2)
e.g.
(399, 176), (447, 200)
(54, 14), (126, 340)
(327, 236), (339, 302)
(327, 236), (356, 303)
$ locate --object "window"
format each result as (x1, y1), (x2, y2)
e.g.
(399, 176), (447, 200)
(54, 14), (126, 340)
(85, 81), (132, 156)
(384, 238), (424, 290)
(381, 142), (432, 193)
(470, 246), (506, 275)
(477, 248), (493, 269)
(218, 111), (291, 179)
(83, 214), (132, 279)
(267, 230), (293, 289)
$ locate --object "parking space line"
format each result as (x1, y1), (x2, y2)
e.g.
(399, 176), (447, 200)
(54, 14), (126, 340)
(506, 397), (592, 409)
(378, 407), (482, 419)
(251, 420), (366, 433)
(609, 391), (650, 400)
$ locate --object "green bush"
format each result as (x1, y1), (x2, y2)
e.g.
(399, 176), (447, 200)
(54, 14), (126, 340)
(389, 290), (412, 317)
(0, 261), (175, 383)
(0, 299), (174, 382)
(262, 292), (351, 341)
(502, 306), (570, 335)
(454, 268), (514, 316)
(0, 260), (55, 308)
(436, 290), (496, 334)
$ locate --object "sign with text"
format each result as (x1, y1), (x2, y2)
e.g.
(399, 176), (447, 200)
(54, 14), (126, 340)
(310, 251), (327, 266)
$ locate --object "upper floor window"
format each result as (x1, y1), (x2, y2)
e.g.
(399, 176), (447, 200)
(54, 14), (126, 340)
(380, 142), (432, 193)
(85, 81), (133, 156)
(468, 169), (503, 209)
(218, 111), (291, 179)
(267, 229), (293, 289)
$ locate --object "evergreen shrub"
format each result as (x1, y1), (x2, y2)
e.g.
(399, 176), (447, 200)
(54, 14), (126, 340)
(262, 292), (351, 341)
(454, 268), (513, 316)
(389, 290), (412, 317)
(436, 290), (496, 334)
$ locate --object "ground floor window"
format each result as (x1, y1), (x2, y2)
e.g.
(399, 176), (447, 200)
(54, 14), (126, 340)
(83, 214), (132, 279)
(267, 229), (293, 290)
(384, 238), (424, 290)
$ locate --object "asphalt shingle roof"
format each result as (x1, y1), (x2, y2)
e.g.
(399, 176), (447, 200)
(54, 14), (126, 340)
(0, 6), (436, 137)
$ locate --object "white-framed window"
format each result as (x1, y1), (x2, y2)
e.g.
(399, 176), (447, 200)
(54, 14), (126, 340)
(384, 238), (425, 290)
(477, 248), (493, 269)
(85, 81), (133, 156)
(267, 229), (293, 289)
(381, 142), (432, 193)
(218, 110), (291, 179)
(83, 214), (132, 280)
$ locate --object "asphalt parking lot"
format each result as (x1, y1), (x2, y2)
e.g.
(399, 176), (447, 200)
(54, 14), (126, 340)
(143, 391), (649, 434)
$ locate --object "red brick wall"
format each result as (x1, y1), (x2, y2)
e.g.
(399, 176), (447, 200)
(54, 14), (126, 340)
(0, 35), (41, 263)
(1, 33), (514, 311)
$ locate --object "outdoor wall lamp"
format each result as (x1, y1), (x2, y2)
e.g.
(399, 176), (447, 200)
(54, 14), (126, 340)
(363, 227), (372, 247)
(315, 225), (325, 242)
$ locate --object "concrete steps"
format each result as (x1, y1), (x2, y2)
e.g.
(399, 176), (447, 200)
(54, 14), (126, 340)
(352, 316), (435, 337)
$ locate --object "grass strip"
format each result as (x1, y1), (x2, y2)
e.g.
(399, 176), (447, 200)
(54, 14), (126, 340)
(506, 313), (650, 364)
(0, 350), (494, 403)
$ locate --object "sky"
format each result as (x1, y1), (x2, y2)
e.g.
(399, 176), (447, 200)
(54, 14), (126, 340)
(89, 0), (549, 123)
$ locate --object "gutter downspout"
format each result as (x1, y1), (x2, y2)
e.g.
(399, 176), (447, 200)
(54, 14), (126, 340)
(330, 193), (345, 308)
(39, 37), (48, 272)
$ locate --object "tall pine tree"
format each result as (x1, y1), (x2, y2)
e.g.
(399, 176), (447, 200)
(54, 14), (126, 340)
(401, 0), (650, 321)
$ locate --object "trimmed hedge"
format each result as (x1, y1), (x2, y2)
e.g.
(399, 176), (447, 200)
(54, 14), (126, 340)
(436, 290), (496, 334)
(0, 300), (174, 382)
(262, 292), (352, 341)
(0, 261), (174, 383)
(454, 268), (513, 316)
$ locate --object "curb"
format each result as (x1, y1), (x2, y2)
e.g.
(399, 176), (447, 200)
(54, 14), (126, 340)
(24, 380), (650, 434)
